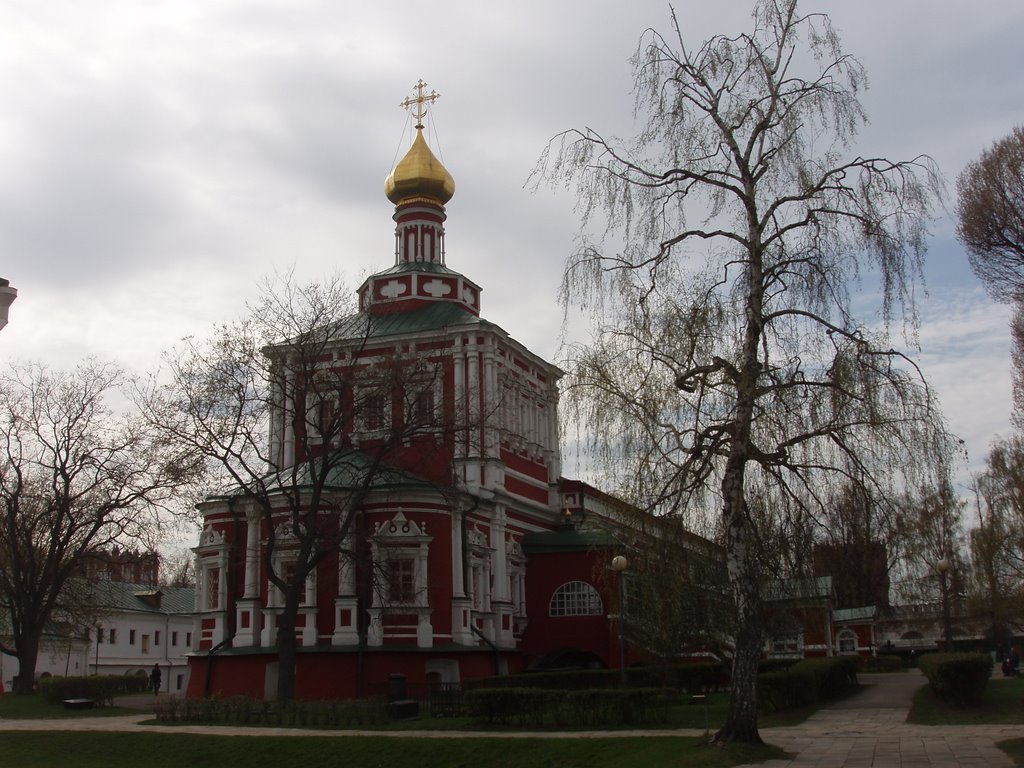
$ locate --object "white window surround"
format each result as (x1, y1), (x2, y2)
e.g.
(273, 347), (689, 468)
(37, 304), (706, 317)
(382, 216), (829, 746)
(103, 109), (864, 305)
(194, 525), (228, 613)
(369, 512), (432, 609)
(837, 629), (858, 654)
(266, 524), (317, 608)
(549, 581), (603, 617)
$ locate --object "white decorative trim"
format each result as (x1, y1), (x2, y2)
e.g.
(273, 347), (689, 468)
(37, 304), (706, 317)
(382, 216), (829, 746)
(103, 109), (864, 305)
(374, 511), (428, 539)
(197, 525), (225, 549)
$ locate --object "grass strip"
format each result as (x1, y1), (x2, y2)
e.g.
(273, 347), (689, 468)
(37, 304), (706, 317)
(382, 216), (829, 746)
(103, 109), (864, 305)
(0, 731), (786, 768)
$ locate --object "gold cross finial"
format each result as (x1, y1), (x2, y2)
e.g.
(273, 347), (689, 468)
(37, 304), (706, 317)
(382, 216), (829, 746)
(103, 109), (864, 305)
(400, 79), (440, 128)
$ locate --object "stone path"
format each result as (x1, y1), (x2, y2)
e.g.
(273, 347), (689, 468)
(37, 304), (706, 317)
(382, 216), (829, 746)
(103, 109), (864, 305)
(2, 672), (1023, 766)
(746, 671), (1024, 767)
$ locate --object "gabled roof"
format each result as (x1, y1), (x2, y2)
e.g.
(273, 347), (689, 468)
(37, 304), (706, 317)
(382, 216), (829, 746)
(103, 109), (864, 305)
(80, 579), (195, 615)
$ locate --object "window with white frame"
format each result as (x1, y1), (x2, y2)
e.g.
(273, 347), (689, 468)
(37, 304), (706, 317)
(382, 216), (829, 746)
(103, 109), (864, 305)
(268, 557), (316, 607)
(370, 512), (431, 610)
(386, 557), (416, 604)
(771, 634), (802, 655)
(403, 374), (441, 431)
(305, 389), (339, 443)
(360, 389), (387, 432)
(205, 566), (221, 610)
(837, 629), (857, 654)
(549, 581), (603, 617)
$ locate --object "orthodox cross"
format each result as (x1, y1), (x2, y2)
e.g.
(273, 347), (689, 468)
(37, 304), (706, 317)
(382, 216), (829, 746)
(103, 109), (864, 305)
(400, 79), (440, 128)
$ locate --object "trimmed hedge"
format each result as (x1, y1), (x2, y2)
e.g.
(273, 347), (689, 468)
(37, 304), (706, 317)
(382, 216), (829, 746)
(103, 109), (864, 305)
(38, 675), (149, 706)
(758, 656), (859, 714)
(465, 687), (674, 727)
(861, 654), (904, 672)
(466, 662), (727, 693)
(153, 696), (390, 726)
(758, 664), (818, 713)
(918, 652), (993, 706)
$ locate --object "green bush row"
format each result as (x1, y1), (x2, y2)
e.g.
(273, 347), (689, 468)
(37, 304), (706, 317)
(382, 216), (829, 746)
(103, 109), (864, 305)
(466, 662), (727, 693)
(38, 675), (149, 706)
(758, 656), (859, 714)
(153, 695), (389, 726)
(861, 654), (904, 672)
(918, 652), (993, 706)
(465, 687), (674, 727)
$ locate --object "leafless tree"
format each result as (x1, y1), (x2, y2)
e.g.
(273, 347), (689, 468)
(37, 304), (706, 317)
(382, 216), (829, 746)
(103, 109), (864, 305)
(139, 272), (466, 702)
(535, 0), (950, 743)
(0, 360), (194, 694)
(957, 125), (1024, 302)
(968, 437), (1024, 649)
(958, 127), (1024, 426)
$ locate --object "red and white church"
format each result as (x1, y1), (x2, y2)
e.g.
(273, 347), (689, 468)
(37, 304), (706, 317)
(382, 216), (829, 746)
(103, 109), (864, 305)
(185, 84), (636, 699)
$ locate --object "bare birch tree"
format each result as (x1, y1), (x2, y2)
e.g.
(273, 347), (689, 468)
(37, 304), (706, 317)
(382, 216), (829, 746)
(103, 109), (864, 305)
(968, 437), (1024, 650)
(536, 0), (950, 743)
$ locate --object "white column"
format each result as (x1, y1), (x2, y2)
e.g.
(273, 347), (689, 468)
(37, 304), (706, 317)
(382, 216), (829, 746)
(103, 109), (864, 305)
(282, 390), (295, 469)
(453, 347), (466, 461)
(491, 509), (508, 602)
(244, 515), (260, 598)
(466, 346), (480, 456)
(451, 512), (465, 596)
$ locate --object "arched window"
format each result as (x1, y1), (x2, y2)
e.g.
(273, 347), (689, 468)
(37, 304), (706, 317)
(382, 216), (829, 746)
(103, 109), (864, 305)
(549, 581), (603, 617)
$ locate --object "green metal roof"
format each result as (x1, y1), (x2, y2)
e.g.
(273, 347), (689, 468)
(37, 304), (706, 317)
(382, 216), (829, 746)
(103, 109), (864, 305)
(80, 579), (195, 615)
(267, 448), (434, 493)
(329, 301), (498, 341)
(833, 605), (876, 623)
(521, 526), (619, 554)
(206, 448), (439, 504)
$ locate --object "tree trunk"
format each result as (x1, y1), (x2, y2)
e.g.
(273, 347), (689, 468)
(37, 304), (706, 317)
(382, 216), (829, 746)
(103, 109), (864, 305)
(275, 609), (298, 702)
(714, 464), (764, 744)
(715, 570), (763, 743)
(13, 630), (41, 696)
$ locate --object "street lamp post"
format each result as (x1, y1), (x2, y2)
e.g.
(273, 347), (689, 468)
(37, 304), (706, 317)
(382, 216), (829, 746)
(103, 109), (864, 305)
(936, 557), (954, 652)
(611, 555), (628, 685)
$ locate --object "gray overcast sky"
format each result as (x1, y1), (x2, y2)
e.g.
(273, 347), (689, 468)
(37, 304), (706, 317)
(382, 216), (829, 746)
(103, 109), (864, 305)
(2, 0), (1022, 493)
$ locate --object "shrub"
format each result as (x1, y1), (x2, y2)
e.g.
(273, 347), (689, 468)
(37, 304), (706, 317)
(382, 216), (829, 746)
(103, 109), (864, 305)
(792, 656), (859, 699)
(152, 696), (389, 726)
(465, 687), (552, 726)
(466, 662), (728, 693)
(758, 665), (818, 713)
(918, 652), (993, 706)
(758, 656), (859, 713)
(862, 654), (904, 672)
(465, 686), (673, 727)
(37, 675), (148, 706)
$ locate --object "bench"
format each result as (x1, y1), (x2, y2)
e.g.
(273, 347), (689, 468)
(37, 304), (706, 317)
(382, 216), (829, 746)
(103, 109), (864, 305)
(62, 698), (95, 710)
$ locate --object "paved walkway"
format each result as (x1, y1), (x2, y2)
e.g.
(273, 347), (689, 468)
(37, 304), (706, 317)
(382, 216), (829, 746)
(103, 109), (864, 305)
(1, 672), (1023, 766)
(747, 671), (1024, 767)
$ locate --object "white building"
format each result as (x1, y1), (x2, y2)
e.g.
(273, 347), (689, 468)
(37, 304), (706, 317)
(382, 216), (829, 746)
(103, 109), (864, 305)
(86, 580), (196, 694)
(1, 580), (196, 694)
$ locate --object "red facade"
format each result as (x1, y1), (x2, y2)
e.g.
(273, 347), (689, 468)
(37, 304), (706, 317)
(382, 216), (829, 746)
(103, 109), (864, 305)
(186, 108), (631, 700)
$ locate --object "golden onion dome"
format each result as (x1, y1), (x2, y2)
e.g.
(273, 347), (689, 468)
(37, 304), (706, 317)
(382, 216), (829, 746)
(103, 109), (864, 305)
(384, 127), (455, 205)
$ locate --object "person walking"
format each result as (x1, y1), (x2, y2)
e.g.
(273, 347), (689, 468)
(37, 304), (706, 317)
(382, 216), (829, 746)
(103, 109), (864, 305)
(149, 664), (162, 696)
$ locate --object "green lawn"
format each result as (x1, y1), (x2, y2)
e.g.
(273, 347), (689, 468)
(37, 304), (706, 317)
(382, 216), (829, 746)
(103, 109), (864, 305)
(907, 676), (1024, 726)
(0, 732), (786, 768)
(0, 694), (139, 720)
(0, 689), (812, 733)
(997, 738), (1024, 767)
